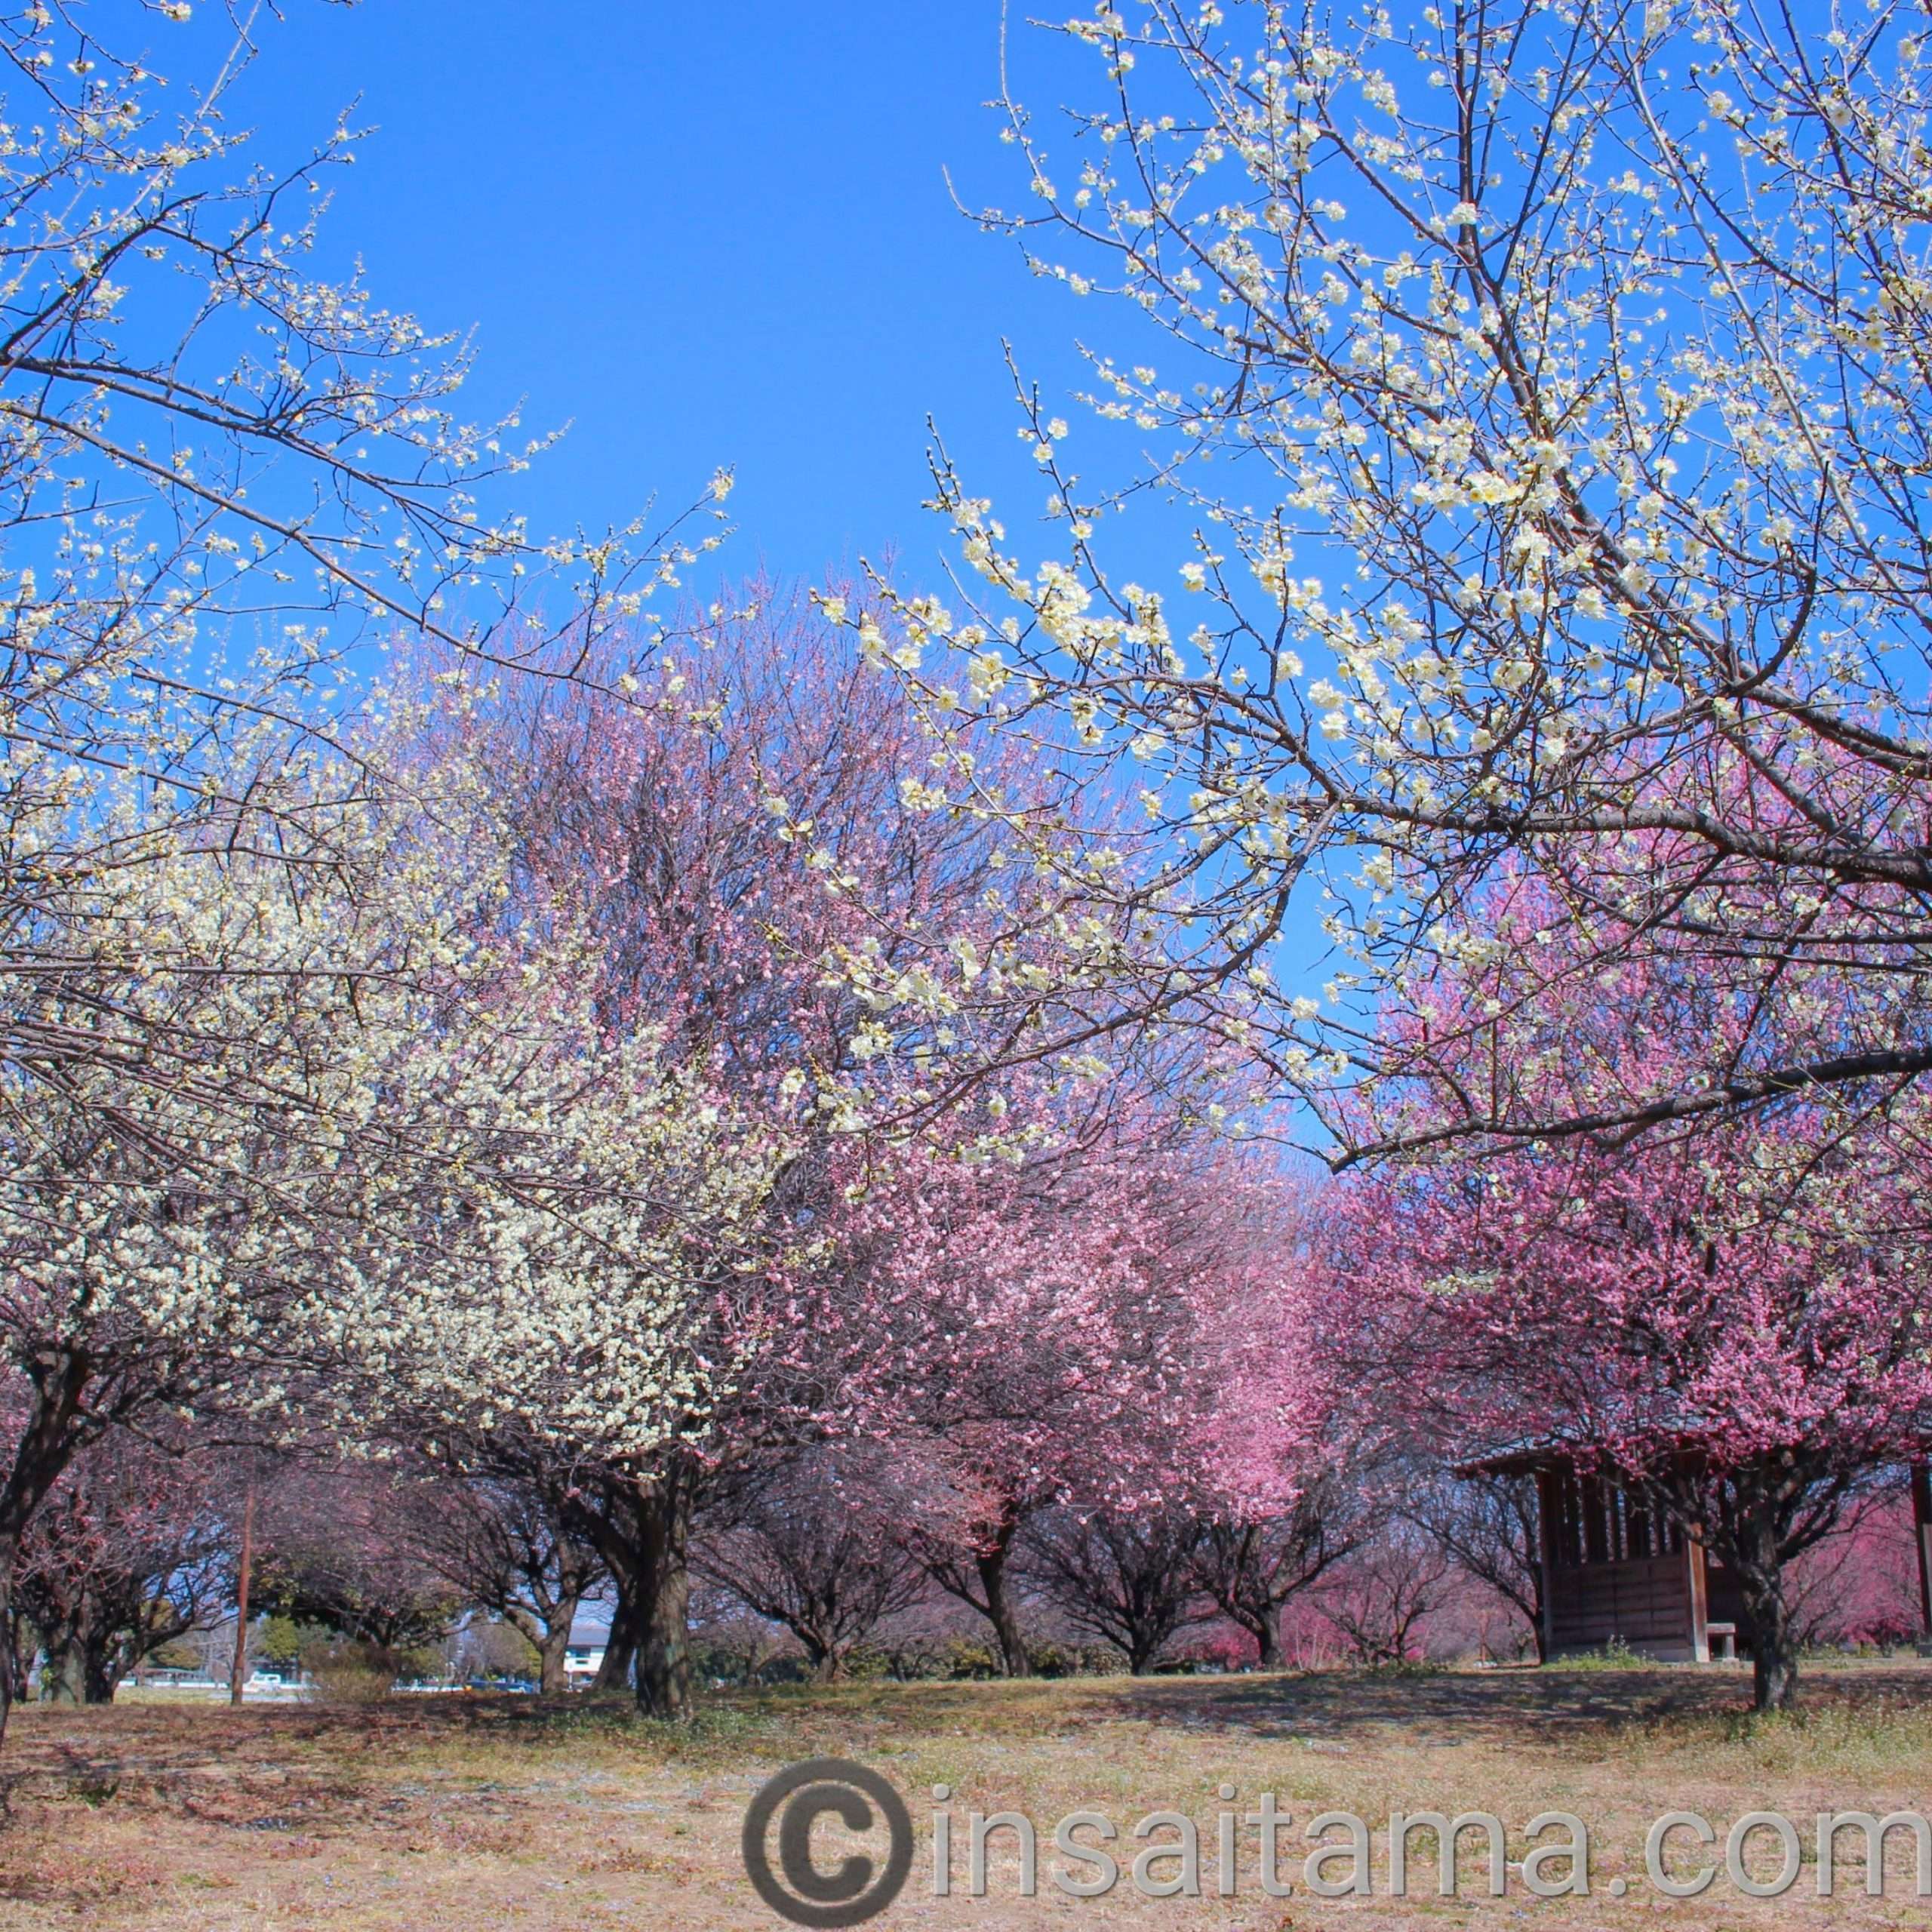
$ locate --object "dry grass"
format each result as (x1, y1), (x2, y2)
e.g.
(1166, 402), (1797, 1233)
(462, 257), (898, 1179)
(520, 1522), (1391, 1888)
(13, 1657), (1932, 1929)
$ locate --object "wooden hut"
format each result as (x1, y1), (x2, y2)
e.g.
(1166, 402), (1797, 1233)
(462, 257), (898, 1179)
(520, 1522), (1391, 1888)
(1466, 1448), (1932, 1663)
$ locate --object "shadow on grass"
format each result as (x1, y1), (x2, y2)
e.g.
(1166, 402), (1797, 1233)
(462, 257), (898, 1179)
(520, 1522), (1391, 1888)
(11, 1657), (1932, 1795)
(708, 1655), (1932, 1768)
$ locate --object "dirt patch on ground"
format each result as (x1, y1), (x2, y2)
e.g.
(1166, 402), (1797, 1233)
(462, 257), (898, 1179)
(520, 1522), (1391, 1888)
(9, 1659), (1930, 1928)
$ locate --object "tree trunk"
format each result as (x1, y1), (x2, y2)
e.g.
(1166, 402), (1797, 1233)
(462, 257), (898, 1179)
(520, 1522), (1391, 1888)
(26, 1591), (134, 1706)
(1252, 1611), (1283, 1670)
(1201, 1527), (1291, 1672)
(229, 1487), (255, 1706)
(4, 1607), (31, 1711)
(977, 1536), (1030, 1678)
(0, 1346), (98, 1745)
(536, 1618), (573, 1697)
(1752, 1626), (1798, 1712)
(564, 1465), (700, 1718)
(591, 1581), (639, 1694)
(1735, 1512), (1799, 1712)
(0, 1556), (25, 1730)
(633, 1481), (693, 1721)
(82, 1632), (118, 1706)
(42, 1640), (86, 1706)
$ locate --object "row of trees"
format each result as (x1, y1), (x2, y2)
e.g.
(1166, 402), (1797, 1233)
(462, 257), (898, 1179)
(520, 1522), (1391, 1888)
(9, 568), (1927, 1718)
(4, 0), (1929, 1739)
(823, 0), (1932, 1714)
(0, 524), (1342, 1727)
(21, 1395), (1927, 1706)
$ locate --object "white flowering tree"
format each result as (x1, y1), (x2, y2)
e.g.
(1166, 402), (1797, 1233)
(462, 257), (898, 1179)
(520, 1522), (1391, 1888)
(0, 2), (734, 1740)
(338, 955), (789, 1472)
(356, 1055), (780, 1473)
(0, 1), (729, 1155)
(845, 0), (1932, 1158)
(0, 695), (789, 1734)
(332, 989), (789, 1721)
(0, 720), (500, 1738)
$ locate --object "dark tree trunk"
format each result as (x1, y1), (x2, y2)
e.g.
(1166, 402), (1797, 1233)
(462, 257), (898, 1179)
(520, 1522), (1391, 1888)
(1218, 1580), (1283, 1669)
(3, 1608), (30, 1710)
(508, 1571), (589, 1700)
(1735, 1511), (1799, 1712)
(0, 1346), (100, 1744)
(977, 1534), (1030, 1679)
(18, 1573), (120, 1710)
(800, 1624), (850, 1684)
(82, 1632), (117, 1706)
(591, 1581), (640, 1694)
(0, 1557), (23, 1730)
(567, 1463), (703, 1716)
(634, 1481), (693, 1721)
(1193, 1515), (1348, 1676)
(42, 1641), (85, 1706)
(1752, 1620), (1799, 1712)
(39, 1606), (121, 1706)
(1252, 1611), (1283, 1670)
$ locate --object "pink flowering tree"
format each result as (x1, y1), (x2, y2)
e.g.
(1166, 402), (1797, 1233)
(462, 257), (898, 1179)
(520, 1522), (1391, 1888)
(1788, 1497), (1928, 1652)
(803, 1131), (1193, 1677)
(377, 592), (1071, 1718)
(807, 1121), (1327, 1676)
(1181, 1187), (1374, 1669)
(1187, 1452), (1380, 1671)
(1326, 872), (1932, 1709)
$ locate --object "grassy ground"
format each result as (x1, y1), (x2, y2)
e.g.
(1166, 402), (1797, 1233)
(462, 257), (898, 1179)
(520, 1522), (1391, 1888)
(11, 1657), (1932, 1929)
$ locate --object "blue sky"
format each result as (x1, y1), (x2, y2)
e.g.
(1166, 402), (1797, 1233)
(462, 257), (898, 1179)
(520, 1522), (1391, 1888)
(144, 2), (1337, 1040)
(124, 2), (1348, 1129)
(204, 1), (1100, 592)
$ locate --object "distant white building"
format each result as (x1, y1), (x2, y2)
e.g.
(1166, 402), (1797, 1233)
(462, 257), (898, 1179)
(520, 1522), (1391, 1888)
(563, 1614), (609, 1683)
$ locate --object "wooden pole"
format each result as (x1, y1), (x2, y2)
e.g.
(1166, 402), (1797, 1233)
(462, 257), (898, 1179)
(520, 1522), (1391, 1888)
(1911, 1460), (1932, 1644)
(229, 1487), (256, 1707)
(1683, 1528), (1711, 1663)
(1534, 1468), (1559, 1662)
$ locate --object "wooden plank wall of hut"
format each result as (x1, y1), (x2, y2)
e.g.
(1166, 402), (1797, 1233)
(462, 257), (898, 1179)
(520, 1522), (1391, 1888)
(1540, 1467), (1698, 1657)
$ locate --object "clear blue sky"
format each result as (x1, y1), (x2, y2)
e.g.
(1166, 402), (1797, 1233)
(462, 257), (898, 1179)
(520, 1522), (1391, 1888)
(206, 1), (1100, 590)
(137, 2), (1334, 1130)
